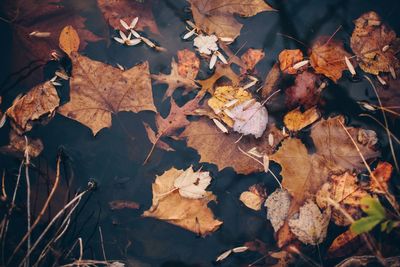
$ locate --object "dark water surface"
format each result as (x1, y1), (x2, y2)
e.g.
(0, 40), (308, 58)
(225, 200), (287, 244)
(1, 0), (400, 266)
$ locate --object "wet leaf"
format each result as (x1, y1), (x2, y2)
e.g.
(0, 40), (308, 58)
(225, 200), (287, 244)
(279, 49), (305, 75)
(310, 36), (354, 82)
(180, 118), (284, 174)
(288, 200), (330, 245)
(316, 172), (370, 226)
(0, 130), (43, 158)
(265, 189), (291, 232)
(143, 167), (222, 236)
(58, 52), (156, 135)
(350, 11), (400, 75)
(189, 0), (275, 41)
(241, 48), (265, 74)
(370, 162), (393, 194)
(59, 25), (80, 56)
(240, 184), (267, 211)
(97, 0), (159, 34)
(285, 71), (323, 109)
(283, 106), (320, 131)
(5, 0), (100, 86)
(152, 50), (200, 101)
(109, 200), (140, 210)
(6, 81), (60, 134)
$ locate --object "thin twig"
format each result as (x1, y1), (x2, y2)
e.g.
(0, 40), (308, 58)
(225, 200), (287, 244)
(24, 137), (31, 267)
(98, 227), (107, 263)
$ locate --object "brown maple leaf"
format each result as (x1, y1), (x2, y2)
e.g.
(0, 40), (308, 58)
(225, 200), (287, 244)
(180, 118), (284, 175)
(350, 11), (400, 75)
(4, 0), (100, 86)
(188, 0), (275, 41)
(152, 50), (200, 101)
(310, 36), (355, 82)
(58, 52), (156, 135)
(6, 81), (60, 134)
(97, 0), (159, 34)
(143, 167), (222, 236)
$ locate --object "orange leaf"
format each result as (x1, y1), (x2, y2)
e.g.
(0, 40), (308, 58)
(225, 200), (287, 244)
(59, 25), (80, 56)
(283, 106), (320, 131)
(279, 49), (304, 74)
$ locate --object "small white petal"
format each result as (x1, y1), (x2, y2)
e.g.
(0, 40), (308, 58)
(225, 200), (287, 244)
(186, 20), (196, 29)
(183, 29), (195, 40)
(141, 37), (156, 48)
(243, 80), (257, 90)
(113, 37), (125, 44)
(232, 246), (248, 253)
(0, 114), (6, 128)
(119, 31), (128, 40)
(376, 75), (387, 85)
(263, 155), (269, 173)
(212, 119), (228, 133)
(130, 17), (139, 29)
(344, 56), (356, 76)
(209, 54), (217, 69)
(268, 133), (274, 147)
(120, 19), (130, 30)
(224, 99), (238, 108)
(126, 38), (142, 46)
(219, 37), (234, 43)
(130, 29), (141, 38)
(217, 51), (228, 64)
(216, 249), (232, 262)
(293, 60), (309, 70)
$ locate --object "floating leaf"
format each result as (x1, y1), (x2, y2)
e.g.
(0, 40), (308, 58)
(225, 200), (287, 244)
(279, 49), (304, 74)
(285, 71), (323, 109)
(6, 81), (60, 134)
(283, 106), (320, 131)
(240, 184), (267, 211)
(58, 52), (156, 135)
(59, 25), (80, 56)
(188, 0), (275, 41)
(370, 162), (393, 194)
(174, 167), (212, 199)
(143, 167), (222, 236)
(264, 189), (291, 232)
(241, 48), (265, 74)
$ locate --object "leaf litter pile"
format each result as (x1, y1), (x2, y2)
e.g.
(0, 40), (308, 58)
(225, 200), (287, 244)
(1, 0), (400, 266)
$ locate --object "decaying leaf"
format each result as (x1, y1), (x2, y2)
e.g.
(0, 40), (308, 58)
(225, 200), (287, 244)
(328, 230), (362, 258)
(230, 100), (269, 138)
(189, 0), (275, 41)
(279, 49), (305, 74)
(265, 189), (291, 232)
(59, 25), (80, 56)
(197, 63), (241, 95)
(5, 0), (100, 86)
(370, 162), (393, 194)
(0, 130), (43, 158)
(261, 63), (281, 98)
(109, 200), (140, 210)
(310, 37), (354, 82)
(350, 11), (400, 75)
(6, 81), (60, 134)
(271, 116), (379, 246)
(240, 184), (267, 211)
(180, 118), (284, 174)
(241, 48), (265, 74)
(350, 196), (386, 235)
(97, 0), (159, 34)
(285, 71), (323, 109)
(316, 172), (370, 226)
(58, 52), (156, 135)
(152, 50), (200, 101)
(143, 167), (222, 236)
(288, 200), (330, 245)
(283, 106), (320, 131)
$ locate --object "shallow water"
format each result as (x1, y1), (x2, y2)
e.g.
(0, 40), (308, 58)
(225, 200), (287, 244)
(1, 0), (400, 266)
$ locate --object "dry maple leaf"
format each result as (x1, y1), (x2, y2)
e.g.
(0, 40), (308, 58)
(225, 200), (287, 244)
(58, 52), (156, 135)
(0, 130), (43, 158)
(180, 118), (284, 175)
(143, 167), (222, 236)
(350, 11), (400, 75)
(240, 48), (265, 74)
(240, 184), (267, 211)
(316, 172), (370, 226)
(6, 81), (60, 134)
(4, 0), (100, 86)
(285, 71), (323, 109)
(188, 0), (275, 41)
(283, 106), (320, 132)
(97, 0), (159, 34)
(279, 49), (305, 75)
(174, 167), (212, 199)
(152, 50), (199, 101)
(310, 36), (355, 82)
